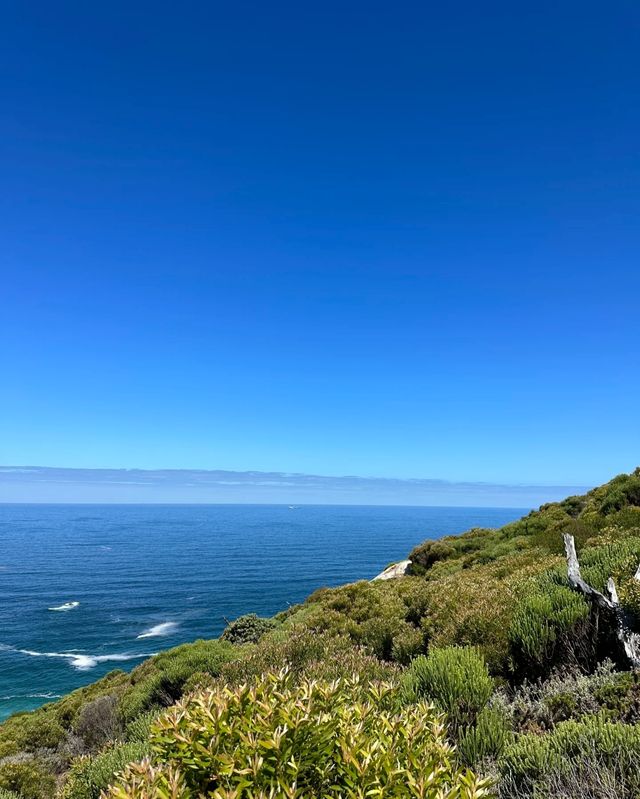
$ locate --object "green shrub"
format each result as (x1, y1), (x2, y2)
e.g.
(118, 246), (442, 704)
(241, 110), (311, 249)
(409, 539), (457, 574)
(457, 705), (512, 767)
(107, 669), (493, 798)
(508, 661), (632, 733)
(62, 742), (150, 799)
(74, 694), (121, 751)
(508, 573), (591, 678)
(221, 628), (401, 688)
(403, 646), (494, 730)
(0, 790), (20, 799)
(420, 554), (548, 675)
(280, 578), (431, 663)
(0, 710), (67, 758)
(500, 715), (640, 797)
(560, 495), (587, 518)
(391, 625), (426, 665)
(50, 669), (130, 730)
(579, 539), (640, 594)
(406, 469), (640, 590)
(592, 671), (640, 723)
(119, 639), (237, 721)
(0, 761), (56, 799)
(221, 613), (277, 644)
(124, 709), (162, 743)
(544, 690), (578, 723)
(598, 474), (640, 515)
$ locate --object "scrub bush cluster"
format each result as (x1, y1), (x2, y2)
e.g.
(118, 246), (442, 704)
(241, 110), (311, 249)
(2, 469), (640, 797)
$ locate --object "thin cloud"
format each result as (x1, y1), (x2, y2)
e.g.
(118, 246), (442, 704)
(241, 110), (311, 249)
(0, 466), (590, 508)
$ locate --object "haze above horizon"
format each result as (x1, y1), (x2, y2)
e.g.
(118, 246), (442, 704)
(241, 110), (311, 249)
(0, 465), (594, 507)
(2, 2), (639, 491)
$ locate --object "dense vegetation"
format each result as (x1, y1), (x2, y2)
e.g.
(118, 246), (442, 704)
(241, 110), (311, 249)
(107, 669), (491, 798)
(3, 468), (640, 798)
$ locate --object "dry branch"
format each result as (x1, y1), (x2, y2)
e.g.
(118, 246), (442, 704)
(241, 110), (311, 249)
(563, 533), (640, 668)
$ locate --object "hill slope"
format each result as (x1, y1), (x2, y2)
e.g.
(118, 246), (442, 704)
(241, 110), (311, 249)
(2, 469), (640, 798)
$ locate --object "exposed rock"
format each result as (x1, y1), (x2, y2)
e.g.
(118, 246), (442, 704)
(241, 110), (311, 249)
(372, 560), (412, 581)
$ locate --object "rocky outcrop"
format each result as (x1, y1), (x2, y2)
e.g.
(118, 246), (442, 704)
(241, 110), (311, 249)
(372, 560), (412, 581)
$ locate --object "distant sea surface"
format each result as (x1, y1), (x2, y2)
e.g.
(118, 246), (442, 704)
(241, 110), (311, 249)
(0, 504), (525, 718)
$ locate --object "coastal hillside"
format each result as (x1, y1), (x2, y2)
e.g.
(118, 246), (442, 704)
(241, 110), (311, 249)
(2, 469), (640, 797)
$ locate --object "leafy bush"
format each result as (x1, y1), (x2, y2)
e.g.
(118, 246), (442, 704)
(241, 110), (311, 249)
(2, 468), (640, 798)
(420, 554), (546, 674)
(280, 578), (430, 662)
(391, 625), (426, 665)
(221, 612), (277, 644)
(409, 539), (458, 574)
(508, 538), (640, 680)
(508, 572), (592, 678)
(0, 762), (56, 799)
(74, 694), (121, 751)
(408, 469), (640, 585)
(119, 639), (237, 721)
(62, 742), (149, 799)
(124, 710), (162, 743)
(0, 709), (67, 758)
(457, 705), (512, 767)
(579, 539), (640, 594)
(509, 661), (622, 732)
(598, 474), (640, 515)
(107, 669), (493, 798)
(499, 715), (640, 798)
(0, 790), (20, 799)
(403, 646), (494, 730)
(592, 671), (640, 722)
(221, 628), (401, 688)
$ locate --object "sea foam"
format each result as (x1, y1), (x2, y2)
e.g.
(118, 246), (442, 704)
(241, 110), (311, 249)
(136, 621), (179, 639)
(48, 601), (80, 611)
(15, 649), (155, 671)
(0, 692), (62, 700)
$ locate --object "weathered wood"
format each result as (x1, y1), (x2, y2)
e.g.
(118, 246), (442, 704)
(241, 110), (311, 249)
(606, 577), (619, 605)
(563, 533), (640, 668)
(563, 533), (615, 610)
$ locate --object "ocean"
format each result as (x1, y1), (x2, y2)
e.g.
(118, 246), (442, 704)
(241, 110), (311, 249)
(0, 503), (525, 719)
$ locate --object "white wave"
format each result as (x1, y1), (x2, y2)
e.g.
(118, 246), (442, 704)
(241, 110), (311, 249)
(1, 692), (62, 700)
(15, 649), (155, 671)
(48, 601), (79, 612)
(136, 621), (179, 639)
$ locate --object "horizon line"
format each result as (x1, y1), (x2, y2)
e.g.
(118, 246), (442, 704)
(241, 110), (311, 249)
(0, 464), (589, 490)
(0, 465), (592, 508)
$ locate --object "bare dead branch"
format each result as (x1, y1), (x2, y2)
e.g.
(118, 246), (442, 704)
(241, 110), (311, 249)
(563, 534), (615, 611)
(563, 533), (640, 669)
(606, 577), (619, 605)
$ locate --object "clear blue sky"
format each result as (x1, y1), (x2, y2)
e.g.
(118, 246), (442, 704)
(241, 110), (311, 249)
(1, 1), (639, 488)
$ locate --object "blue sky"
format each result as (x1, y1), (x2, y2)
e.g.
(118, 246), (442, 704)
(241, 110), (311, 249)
(1, 1), (639, 501)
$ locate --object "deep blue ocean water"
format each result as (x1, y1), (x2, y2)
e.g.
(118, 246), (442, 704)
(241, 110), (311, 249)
(0, 504), (525, 719)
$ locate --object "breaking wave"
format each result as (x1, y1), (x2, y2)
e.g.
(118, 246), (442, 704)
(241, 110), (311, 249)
(48, 601), (80, 612)
(0, 691), (62, 700)
(12, 648), (155, 671)
(136, 621), (179, 639)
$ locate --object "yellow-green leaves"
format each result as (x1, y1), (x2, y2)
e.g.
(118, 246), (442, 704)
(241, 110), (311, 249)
(105, 669), (493, 798)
